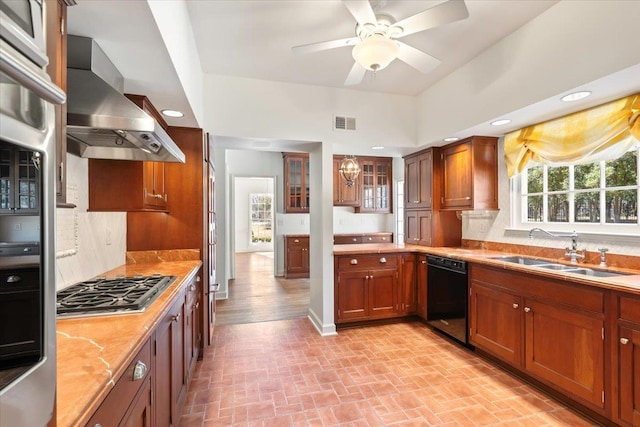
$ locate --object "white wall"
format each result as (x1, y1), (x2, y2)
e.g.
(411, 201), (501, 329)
(416, 0), (640, 145)
(55, 153), (126, 290)
(234, 177), (274, 253)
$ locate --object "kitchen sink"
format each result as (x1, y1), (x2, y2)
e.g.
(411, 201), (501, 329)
(493, 256), (552, 266)
(493, 256), (631, 277)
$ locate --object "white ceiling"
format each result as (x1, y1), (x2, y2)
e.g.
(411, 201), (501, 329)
(66, 1), (639, 156)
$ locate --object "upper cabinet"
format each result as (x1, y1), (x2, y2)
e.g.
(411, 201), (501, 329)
(441, 136), (498, 211)
(357, 156), (392, 213)
(283, 153), (310, 213)
(333, 156), (360, 207)
(45, 0), (74, 207)
(404, 148), (435, 210)
(0, 144), (40, 214)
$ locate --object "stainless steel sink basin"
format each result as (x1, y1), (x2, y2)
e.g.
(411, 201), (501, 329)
(493, 255), (631, 277)
(493, 256), (552, 266)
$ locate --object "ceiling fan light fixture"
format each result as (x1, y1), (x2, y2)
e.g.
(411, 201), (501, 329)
(339, 155), (361, 187)
(352, 34), (399, 72)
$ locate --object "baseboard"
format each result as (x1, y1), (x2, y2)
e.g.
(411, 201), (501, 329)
(307, 308), (337, 336)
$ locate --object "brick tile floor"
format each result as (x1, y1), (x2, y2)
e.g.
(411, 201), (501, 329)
(179, 319), (599, 426)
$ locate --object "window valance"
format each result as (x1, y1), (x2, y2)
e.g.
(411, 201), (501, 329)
(504, 93), (640, 177)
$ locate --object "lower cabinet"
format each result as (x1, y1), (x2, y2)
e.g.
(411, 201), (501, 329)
(284, 235), (310, 278)
(120, 376), (153, 427)
(416, 255), (427, 319)
(615, 293), (640, 426)
(469, 264), (606, 411)
(335, 254), (399, 324)
(399, 253), (416, 315)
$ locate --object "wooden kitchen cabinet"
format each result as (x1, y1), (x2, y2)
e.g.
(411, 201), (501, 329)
(184, 274), (201, 385)
(0, 144), (40, 214)
(404, 210), (461, 247)
(441, 136), (498, 210)
(333, 156), (360, 207)
(154, 292), (187, 427)
(86, 338), (153, 427)
(357, 156), (392, 213)
(334, 233), (392, 245)
(405, 210), (432, 246)
(284, 153), (310, 213)
(469, 264), (606, 411)
(416, 255), (427, 319)
(335, 254), (398, 324)
(615, 294), (640, 426)
(399, 254), (416, 315)
(285, 235), (310, 278)
(404, 149), (433, 209)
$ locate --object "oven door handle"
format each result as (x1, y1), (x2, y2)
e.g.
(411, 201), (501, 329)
(0, 39), (66, 105)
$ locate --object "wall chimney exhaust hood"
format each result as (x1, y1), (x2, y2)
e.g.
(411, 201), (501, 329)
(66, 35), (185, 163)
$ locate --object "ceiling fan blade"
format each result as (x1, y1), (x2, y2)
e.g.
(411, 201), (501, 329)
(342, 0), (377, 27)
(396, 42), (440, 74)
(393, 0), (469, 38)
(344, 62), (367, 86)
(292, 37), (359, 55)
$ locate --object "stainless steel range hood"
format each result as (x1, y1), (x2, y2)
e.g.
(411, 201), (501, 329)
(66, 35), (185, 163)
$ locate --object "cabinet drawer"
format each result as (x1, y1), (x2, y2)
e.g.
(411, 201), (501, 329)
(337, 254), (397, 270)
(619, 294), (640, 324)
(334, 235), (362, 244)
(86, 338), (152, 427)
(286, 236), (309, 246)
(362, 234), (392, 243)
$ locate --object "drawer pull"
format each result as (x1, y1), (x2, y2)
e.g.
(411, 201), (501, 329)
(132, 360), (147, 381)
(352, 238), (357, 242)
(512, 303), (519, 309)
(350, 259), (358, 265)
(189, 284), (196, 292)
(6, 275), (21, 283)
(379, 257), (387, 264)
(294, 239), (299, 243)
(421, 260), (426, 264)
(365, 275), (369, 279)
(620, 338), (629, 345)
(381, 237), (386, 241)
(172, 312), (181, 322)
(195, 302), (200, 309)
(524, 307), (531, 313)
(465, 196), (471, 200)
(368, 237), (372, 241)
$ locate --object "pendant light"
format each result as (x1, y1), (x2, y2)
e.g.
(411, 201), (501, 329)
(339, 155), (361, 187)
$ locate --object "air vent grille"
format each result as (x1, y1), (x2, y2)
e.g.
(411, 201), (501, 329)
(334, 115), (356, 131)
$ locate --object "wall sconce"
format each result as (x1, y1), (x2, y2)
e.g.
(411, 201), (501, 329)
(339, 155), (361, 187)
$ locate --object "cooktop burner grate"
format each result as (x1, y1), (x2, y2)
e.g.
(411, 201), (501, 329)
(56, 275), (177, 317)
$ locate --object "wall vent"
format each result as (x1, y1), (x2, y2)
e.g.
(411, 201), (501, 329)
(333, 115), (356, 131)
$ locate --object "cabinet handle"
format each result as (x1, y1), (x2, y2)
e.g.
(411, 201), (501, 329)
(93, 424), (103, 427)
(350, 259), (358, 265)
(195, 302), (200, 309)
(172, 312), (181, 322)
(189, 284), (196, 291)
(294, 239), (299, 243)
(414, 200), (420, 203)
(132, 360), (147, 381)
(6, 275), (21, 283)
(352, 238), (357, 242)
(620, 338), (629, 345)
(465, 196), (471, 200)
(368, 237), (372, 241)
(381, 237), (386, 241)
(512, 303), (519, 309)
(421, 260), (426, 264)
(524, 307), (531, 313)
(379, 257), (386, 263)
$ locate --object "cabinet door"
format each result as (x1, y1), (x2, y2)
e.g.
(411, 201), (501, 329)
(404, 155), (419, 208)
(143, 162), (166, 208)
(418, 151), (433, 209)
(336, 271), (368, 321)
(368, 268), (398, 318)
(618, 326), (640, 426)
(524, 300), (604, 408)
(416, 255), (427, 319)
(333, 157), (360, 206)
(359, 158), (392, 213)
(121, 376), (153, 427)
(0, 146), (40, 213)
(399, 254), (416, 314)
(284, 155), (308, 212)
(405, 211), (419, 244)
(442, 141), (472, 209)
(417, 210), (432, 246)
(469, 283), (522, 366)
(285, 237), (309, 278)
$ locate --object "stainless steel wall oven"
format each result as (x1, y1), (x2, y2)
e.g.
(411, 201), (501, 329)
(0, 0), (65, 425)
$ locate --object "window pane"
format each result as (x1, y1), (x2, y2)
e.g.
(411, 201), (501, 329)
(606, 150), (637, 187)
(527, 166), (543, 193)
(548, 166), (569, 192)
(575, 192), (600, 222)
(575, 163), (600, 190)
(548, 193), (568, 222)
(606, 189), (638, 223)
(527, 195), (543, 222)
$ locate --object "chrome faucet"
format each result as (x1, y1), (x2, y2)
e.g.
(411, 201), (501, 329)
(528, 228), (585, 264)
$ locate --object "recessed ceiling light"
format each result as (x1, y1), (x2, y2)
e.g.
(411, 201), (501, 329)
(161, 109), (184, 118)
(560, 91), (592, 102)
(371, 145), (384, 150)
(490, 119), (511, 126)
(443, 137), (459, 142)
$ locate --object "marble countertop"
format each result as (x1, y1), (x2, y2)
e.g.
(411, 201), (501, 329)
(56, 260), (202, 427)
(333, 243), (640, 294)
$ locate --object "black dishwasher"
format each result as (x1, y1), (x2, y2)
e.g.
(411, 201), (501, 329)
(426, 255), (469, 346)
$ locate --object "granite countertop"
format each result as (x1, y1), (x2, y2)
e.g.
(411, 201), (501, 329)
(333, 243), (640, 294)
(56, 260), (202, 427)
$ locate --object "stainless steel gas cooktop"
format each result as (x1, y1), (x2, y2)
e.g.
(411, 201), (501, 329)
(56, 274), (176, 318)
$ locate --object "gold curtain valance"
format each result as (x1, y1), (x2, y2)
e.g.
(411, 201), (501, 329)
(504, 93), (640, 177)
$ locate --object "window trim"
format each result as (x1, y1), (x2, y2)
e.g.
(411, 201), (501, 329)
(249, 192), (273, 246)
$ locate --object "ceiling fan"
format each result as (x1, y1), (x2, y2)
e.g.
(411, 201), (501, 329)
(291, 0), (469, 86)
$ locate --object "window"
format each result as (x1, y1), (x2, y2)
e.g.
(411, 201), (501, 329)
(514, 147), (639, 233)
(250, 193), (272, 244)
